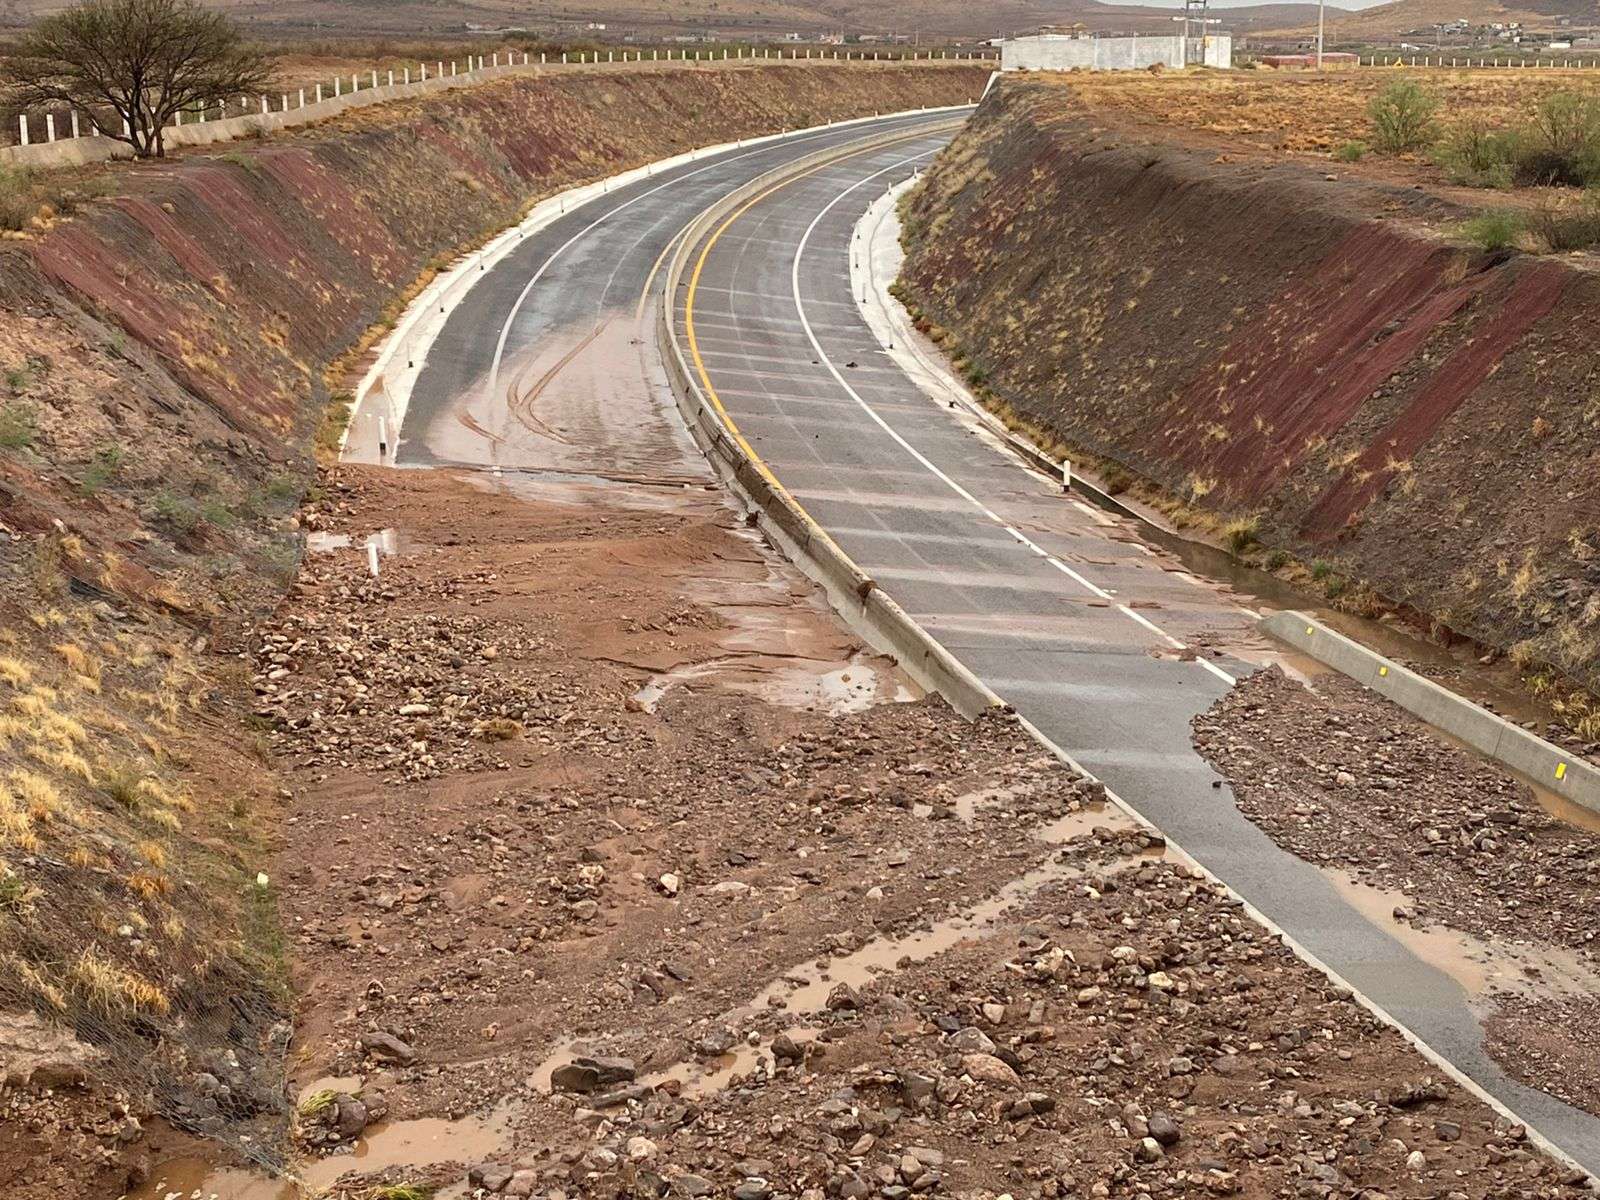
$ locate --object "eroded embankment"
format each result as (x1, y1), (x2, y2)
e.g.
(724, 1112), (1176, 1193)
(897, 75), (1600, 697)
(0, 62), (988, 1198)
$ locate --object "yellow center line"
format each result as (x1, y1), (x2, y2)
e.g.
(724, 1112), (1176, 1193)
(683, 135), (931, 512)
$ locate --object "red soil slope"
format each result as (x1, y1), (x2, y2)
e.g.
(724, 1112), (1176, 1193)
(900, 76), (1600, 692)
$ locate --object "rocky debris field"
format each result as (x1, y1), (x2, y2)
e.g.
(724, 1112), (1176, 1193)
(180, 466), (1592, 1200)
(1193, 665), (1600, 1124)
(1192, 667), (1600, 964)
(507, 849), (1587, 1200)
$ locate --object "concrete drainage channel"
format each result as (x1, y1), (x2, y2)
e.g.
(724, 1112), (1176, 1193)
(656, 127), (1599, 1182)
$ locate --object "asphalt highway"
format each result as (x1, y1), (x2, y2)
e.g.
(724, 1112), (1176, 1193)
(389, 110), (967, 475)
(381, 112), (1600, 1170)
(670, 132), (1600, 1170)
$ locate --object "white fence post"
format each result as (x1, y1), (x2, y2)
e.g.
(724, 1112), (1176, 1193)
(71, 110), (80, 138)
(18, 114), (28, 145)
(45, 114), (55, 142)
(316, 83), (323, 102)
(299, 88), (306, 107)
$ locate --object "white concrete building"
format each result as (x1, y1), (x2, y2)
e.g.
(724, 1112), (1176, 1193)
(1000, 33), (1232, 72)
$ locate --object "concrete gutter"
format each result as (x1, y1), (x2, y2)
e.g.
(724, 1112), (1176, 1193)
(656, 119), (1005, 720)
(1262, 610), (1600, 814)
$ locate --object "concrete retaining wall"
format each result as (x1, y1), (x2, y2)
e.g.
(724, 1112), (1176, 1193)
(1261, 611), (1600, 814)
(1001, 35), (1231, 72)
(655, 120), (1006, 720)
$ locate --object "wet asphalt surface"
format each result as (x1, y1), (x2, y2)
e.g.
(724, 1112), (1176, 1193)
(397, 114), (1600, 1172)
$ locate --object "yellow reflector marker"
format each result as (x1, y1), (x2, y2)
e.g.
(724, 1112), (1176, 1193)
(1556, 763), (1568, 781)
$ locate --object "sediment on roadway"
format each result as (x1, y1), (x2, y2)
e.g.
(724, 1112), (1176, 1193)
(0, 62), (987, 1198)
(896, 73), (1600, 703)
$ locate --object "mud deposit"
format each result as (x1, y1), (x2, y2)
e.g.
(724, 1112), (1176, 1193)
(897, 74), (1600, 696)
(1194, 665), (1600, 1122)
(103, 470), (1583, 1200)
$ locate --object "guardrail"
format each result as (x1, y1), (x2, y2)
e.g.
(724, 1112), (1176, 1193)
(1261, 610), (1600, 814)
(1, 47), (997, 166)
(653, 116), (1007, 719)
(1361, 54), (1599, 67)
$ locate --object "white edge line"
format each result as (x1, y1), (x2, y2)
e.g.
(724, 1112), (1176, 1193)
(1014, 708), (1593, 1184)
(343, 101), (978, 459)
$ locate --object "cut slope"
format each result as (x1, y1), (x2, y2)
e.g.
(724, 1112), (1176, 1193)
(0, 59), (990, 1197)
(898, 74), (1600, 697)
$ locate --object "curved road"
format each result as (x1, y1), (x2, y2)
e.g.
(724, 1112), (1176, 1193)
(668, 131), (1600, 1170)
(373, 111), (1600, 1172)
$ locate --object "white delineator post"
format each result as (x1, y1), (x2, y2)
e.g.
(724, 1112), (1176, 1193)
(377, 415), (389, 460)
(367, 540), (380, 577)
(18, 115), (29, 146)
(1062, 460), (1073, 493)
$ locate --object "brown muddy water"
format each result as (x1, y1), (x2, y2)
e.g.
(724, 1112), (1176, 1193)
(130, 798), (1141, 1199)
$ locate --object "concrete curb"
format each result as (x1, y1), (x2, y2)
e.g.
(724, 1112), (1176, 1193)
(655, 119), (1005, 719)
(1262, 611), (1600, 813)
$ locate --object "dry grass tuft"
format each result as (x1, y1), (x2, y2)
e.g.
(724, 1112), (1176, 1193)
(72, 946), (170, 1015)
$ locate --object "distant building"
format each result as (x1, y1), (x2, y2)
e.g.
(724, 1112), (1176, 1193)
(1000, 32), (1232, 71)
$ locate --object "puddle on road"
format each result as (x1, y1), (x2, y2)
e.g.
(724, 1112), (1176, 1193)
(1326, 868), (1600, 1001)
(632, 649), (916, 716)
(1532, 784), (1600, 836)
(128, 1099), (519, 1200)
(124, 1158), (294, 1200)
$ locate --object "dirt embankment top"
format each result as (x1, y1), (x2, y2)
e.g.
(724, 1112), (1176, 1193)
(898, 73), (1600, 704)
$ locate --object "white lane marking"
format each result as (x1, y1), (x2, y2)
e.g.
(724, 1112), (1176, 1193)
(1046, 557), (1112, 601)
(1118, 604), (1186, 649)
(486, 116), (939, 402)
(782, 149), (1233, 689)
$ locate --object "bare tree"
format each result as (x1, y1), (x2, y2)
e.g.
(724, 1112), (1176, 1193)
(4, 0), (274, 158)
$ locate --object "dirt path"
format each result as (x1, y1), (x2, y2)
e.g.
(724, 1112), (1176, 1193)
(1194, 665), (1600, 1134)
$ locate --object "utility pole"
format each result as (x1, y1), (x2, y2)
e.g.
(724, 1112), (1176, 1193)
(1316, 0), (1326, 68)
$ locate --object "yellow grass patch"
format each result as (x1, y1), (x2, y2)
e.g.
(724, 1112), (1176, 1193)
(72, 946), (170, 1015)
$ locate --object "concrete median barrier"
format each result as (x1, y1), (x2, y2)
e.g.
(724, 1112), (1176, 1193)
(1261, 610), (1600, 815)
